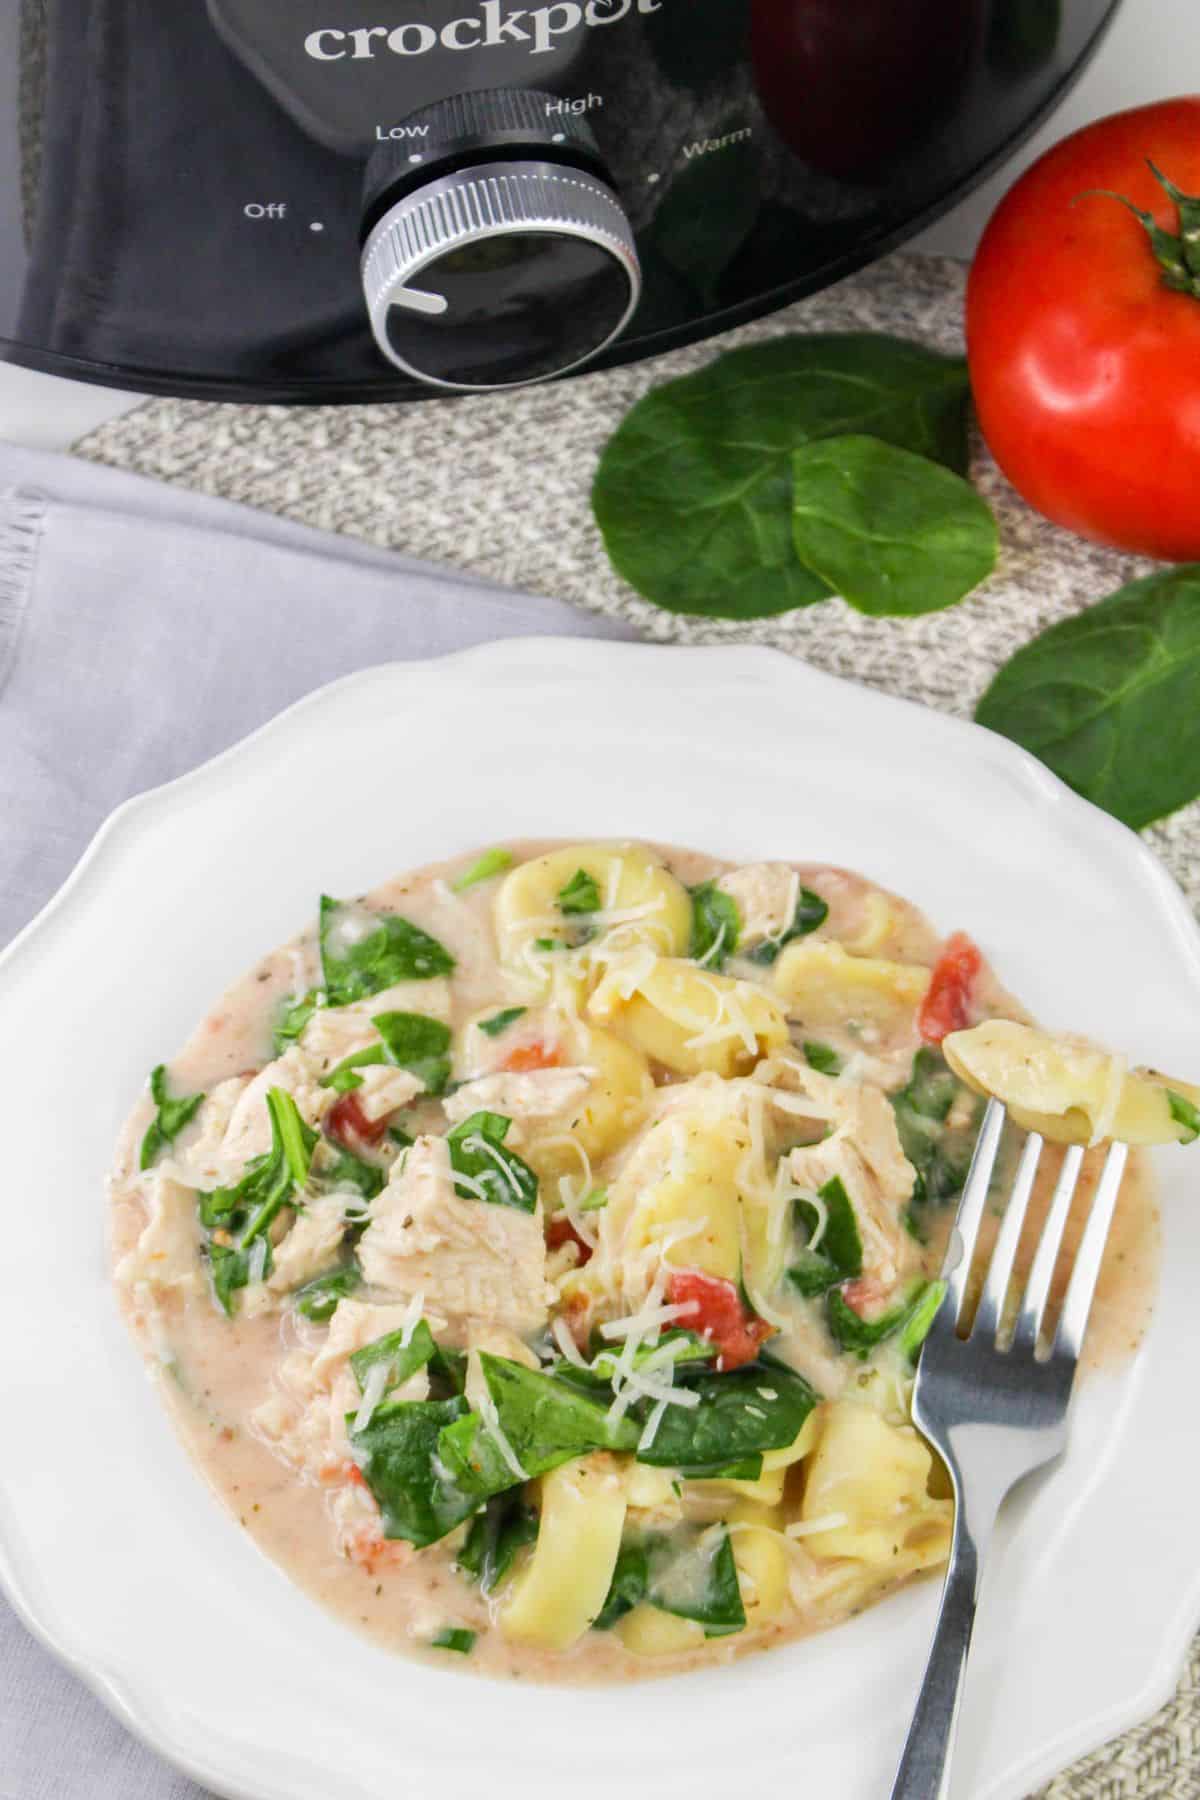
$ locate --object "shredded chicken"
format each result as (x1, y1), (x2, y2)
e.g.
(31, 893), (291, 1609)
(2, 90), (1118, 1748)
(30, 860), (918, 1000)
(442, 1067), (592, 1141)
(221, 1048), (334, 1165)
(253, 1297), (433, 1484)
(717, 862), (803, 950)
(357, 1137), (552, 1335)
(299, 979), (452, 1066)
(787, 1076), (919, 1299)
(266, 1194), (349, 1294)
(114, 1172), (202, 1293)
(354, 1065), (424, 1121)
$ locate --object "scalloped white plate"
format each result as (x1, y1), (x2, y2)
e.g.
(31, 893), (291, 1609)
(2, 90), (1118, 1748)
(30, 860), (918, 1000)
(3, 641), (1199, 1800)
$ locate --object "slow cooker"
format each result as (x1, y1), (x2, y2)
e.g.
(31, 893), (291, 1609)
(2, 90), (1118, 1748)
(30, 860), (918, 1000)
(2, 0), (1119, 400)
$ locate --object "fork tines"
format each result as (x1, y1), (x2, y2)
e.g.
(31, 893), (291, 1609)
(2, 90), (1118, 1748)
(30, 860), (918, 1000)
(942, 1098), (1128, 1364)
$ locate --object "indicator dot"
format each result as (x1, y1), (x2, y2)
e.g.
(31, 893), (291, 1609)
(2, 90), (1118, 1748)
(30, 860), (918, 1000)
(647, 173), (660, 185)
(551, 132), (566, 144)
(309, 221), (325, 232)
(409, 153), (424, 164)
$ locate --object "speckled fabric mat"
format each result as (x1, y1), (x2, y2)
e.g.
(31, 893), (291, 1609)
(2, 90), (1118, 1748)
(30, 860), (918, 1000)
(74, 251), (1200, 1798)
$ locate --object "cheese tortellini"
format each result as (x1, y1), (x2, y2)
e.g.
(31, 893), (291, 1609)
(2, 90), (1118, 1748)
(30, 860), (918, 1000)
(592, 958), (788, 1078)
(944, 1020), (1200, 1146)
(772, 940), (930, 1034)
(608, 1108), (749, 1284)
(798, 1400), (952, 1571)
(500, 1456), (628, 1650)
(494, 843), (692, 970)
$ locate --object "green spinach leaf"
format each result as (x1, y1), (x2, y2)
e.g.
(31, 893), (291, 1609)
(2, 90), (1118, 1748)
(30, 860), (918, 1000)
(481, 1352), (641, 1468)
(350, 1319), (438, 1397)
(892, 1048), (978, 1213)
(478, 1007), (527, 1039)
(827, 1279), (944, 1360)
(690, 881), (740, 970)
(430, 1627), (475, 1654)
(593, 1541), (650, 1630)
(319, 895), (454, 1003)
(648, 1527), (746, 1637)
(348, 1395), (479, 1547)
(452, 848), (514, 893)
(634, 1362), (818, 1471)
(1168, 1089), (1200, 1144)
(898, 1046), (959, 1121)
(292, 1262), (361, 1322)
(802, 1041), (841, 1076)
(272, 989), (324, 1055)
(747, 886), (829, 965)
(791, 436), (997, 618)
(592, 334), (970, 619)
(557, 868), (602, 916)
(457, 1495), (539, 1594)
(374, 1012), (452, 1095)
(139, 1065), (205, 1170)
(896, 1280), (947, 1362)
(436, 1355), (642, 1507)
(316, 1140), (385, 1201)
(320, 1045), (386, 1093)
(788, 1174), (863, 1297)
(199, 1088), (317, 1314)
(320, 1012), (450, 1098)
(446, 1111), (538, 1213)
(564, 1330), (714, 1393)
(976, 567), (1200, 830)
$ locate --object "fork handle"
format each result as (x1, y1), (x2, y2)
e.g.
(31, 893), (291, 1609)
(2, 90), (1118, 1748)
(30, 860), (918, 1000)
(888, 1514), (987, 1800)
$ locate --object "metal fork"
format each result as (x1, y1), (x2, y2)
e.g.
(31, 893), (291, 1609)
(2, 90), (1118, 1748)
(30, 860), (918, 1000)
(889, 1098), (1129, 1800)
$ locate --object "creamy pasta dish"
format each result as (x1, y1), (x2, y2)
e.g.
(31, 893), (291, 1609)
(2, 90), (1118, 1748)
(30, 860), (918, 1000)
(109, 841), (1190, 1678)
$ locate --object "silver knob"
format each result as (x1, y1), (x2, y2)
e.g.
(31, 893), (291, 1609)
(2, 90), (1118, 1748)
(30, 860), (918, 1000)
(359, 91), (641, 392)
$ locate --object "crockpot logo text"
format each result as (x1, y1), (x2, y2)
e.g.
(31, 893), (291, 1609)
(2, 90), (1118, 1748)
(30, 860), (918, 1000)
(304, 0), (661, 59)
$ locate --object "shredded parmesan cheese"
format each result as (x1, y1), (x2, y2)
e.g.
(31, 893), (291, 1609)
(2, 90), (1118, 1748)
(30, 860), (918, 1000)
(785, 1513), (850, 1539)
(352, 1359), (391, 1435)
(478, 1391), (529, 1483)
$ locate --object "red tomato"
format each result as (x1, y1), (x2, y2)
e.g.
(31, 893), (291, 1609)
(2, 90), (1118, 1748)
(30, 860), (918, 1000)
(326, 1091), (389, 1147)
(967, 98), (1200, 559)
(502, 1041), (561, 1073)
(919, 932), (982, 1045)
(545, 1216), (594, 1265)
(665, 1269), (773, 1371)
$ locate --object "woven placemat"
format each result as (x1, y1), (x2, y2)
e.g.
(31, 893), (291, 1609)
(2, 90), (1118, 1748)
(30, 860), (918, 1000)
(74, 251), (1200, 1798)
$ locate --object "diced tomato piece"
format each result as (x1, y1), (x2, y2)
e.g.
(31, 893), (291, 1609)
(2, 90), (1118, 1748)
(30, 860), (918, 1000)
(841, 1277), (888, 1320)
(919, 931), (983, 1045)
(559, 1288), (592, 1349)
(327, 1092), (389, 1147)
(320, 1460), (367, 1487)
(665, 1269), (774, 1371)
(502, 1040), (562, 1073)
(546, 1215), (594, 1265)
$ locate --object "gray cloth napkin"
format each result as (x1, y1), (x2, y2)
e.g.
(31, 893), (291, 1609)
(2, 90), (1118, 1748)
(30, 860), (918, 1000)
(0, 443), (635, 1799)
(0, 443), (635, 947)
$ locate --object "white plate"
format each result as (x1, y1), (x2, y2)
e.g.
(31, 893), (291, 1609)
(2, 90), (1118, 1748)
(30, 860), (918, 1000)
(3, 640), (1199, 1800)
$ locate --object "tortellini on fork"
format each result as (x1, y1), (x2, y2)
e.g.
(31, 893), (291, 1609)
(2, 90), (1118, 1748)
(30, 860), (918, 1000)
(943, 1020), (1200, 1147)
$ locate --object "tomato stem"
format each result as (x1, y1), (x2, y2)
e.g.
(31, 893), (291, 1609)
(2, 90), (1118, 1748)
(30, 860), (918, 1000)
(1081, 160), (1200, 299)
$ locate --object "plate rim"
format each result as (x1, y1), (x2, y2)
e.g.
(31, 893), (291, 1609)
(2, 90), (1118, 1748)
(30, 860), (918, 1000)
(3, 635), (1198, 1800)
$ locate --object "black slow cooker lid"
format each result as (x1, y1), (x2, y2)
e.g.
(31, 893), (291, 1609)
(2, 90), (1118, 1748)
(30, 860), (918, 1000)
(2, 0), (1121, 402)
